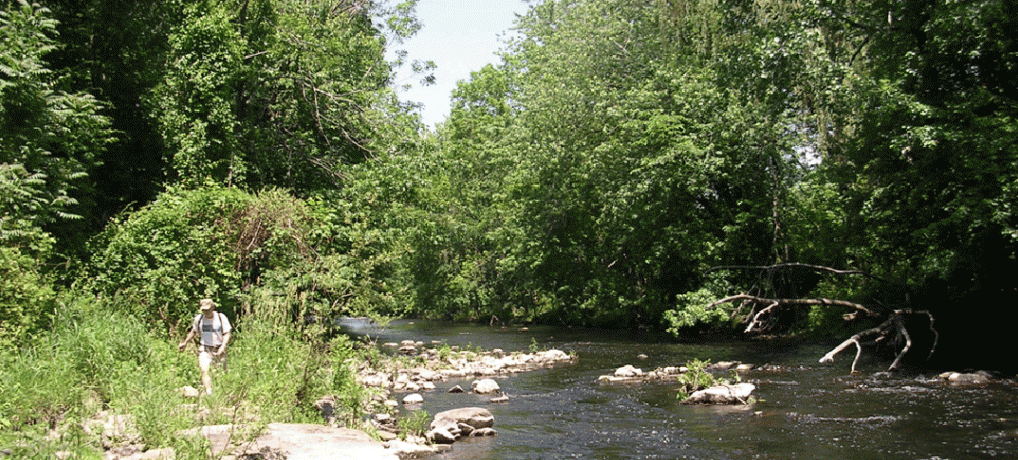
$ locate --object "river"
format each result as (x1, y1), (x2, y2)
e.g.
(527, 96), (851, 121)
(338, 319), (1018, 459)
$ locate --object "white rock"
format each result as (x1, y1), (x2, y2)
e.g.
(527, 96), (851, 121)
(471, 378), (501, 394)
(614, 364), (643, 378)
(430, 407), (495, 431)
(428, 427), (457, 444)
(402, 394), (424, 405)
(684, 383), (755, 405)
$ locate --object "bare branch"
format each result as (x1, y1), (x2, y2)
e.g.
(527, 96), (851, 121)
(819, 316), (894, 373)
(707, 294), (881, 318)
(887, 315), (911, 371)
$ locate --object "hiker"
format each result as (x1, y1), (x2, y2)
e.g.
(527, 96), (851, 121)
(178, 298), (232, 395)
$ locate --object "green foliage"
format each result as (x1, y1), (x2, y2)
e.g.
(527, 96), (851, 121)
(397, 409), (430, 440)
(665, 272), (736, 335)
(675, 359), (716, 401)
(0, 0), (113, 251)
(153, 0), (245, 187)
(151, 0), (428, 193)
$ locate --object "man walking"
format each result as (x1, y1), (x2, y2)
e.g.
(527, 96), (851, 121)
(178, 298), (232, 395)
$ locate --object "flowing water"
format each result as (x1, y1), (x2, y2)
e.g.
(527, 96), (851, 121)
(338, 319), (1018, 459)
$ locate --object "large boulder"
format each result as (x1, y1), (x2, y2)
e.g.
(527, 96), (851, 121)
(430, 407), (495, 432)
(683, 383), (755, 405)
(188, 423), (398, 459)
(471, 378), (501, 394)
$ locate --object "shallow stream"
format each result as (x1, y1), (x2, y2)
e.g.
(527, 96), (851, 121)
(339, 319), (1018, 459)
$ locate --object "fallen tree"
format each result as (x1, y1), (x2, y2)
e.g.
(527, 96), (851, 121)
(705, 263), (938, 373)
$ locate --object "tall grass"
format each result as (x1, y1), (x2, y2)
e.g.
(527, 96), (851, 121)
(0, 292), (369, 458)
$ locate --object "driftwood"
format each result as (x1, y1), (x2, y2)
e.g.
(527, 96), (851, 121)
(819, 309), (938, 373)
(706, 264), (938, 373)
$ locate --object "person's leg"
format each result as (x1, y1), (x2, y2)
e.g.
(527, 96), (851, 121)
(198, 350), (213, 394)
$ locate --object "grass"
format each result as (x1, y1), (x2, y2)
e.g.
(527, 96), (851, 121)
(0, 295), (372, 459)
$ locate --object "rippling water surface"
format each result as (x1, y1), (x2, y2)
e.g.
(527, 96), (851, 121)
(338, 319), (1018, 459)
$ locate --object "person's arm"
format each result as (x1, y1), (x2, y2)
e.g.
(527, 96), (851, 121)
(178, 328), (196, 351)
(216, 332), (231, 356)
(178, 316), (197, 351)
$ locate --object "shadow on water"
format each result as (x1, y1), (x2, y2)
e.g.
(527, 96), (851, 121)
(338, 319), (1018, 459)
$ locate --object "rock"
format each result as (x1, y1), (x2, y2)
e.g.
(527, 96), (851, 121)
(470, 428), (497, 437)
(402, 394), (424, 405)
(384, 399), (399, 409)
(939, 371), (991, 384)
(426, 407), (500, 444)
(490, 394), (509, 403)
(177, 386), (201, 398)
(315, 396), (335, 419)
(448, 385), (465, 393)
(683, 383), (756, 405)
(83, 411), (141, 447)
(537, 349), (571, 362)
(441, 369), (468, 379)
(415, 368), (440, 381)
(421, 381), (436, 391)
(472, 378), (501, 394)
(240, 423), (399, 460)
(637, 354), (649, 360)
(398, 345), (417, 355)
(614, 364), (643, 378)
(427, 427), (458, 444)
(383, 440), (435, 457)
(430, 407), (495, 432)
(137, 448), (175, 460)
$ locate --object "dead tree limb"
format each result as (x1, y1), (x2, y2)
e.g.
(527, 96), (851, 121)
(819, 317), (893, 373)
(818, 310), (937, 372)
(706, 263), (936, 373)
(707, 263), (894, 285)
(707, 294), (882, 324)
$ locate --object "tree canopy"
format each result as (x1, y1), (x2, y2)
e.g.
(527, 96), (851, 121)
(2, 0), (1015, 369)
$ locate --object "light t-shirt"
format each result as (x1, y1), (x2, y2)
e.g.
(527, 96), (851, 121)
(191, 312), (232, 347)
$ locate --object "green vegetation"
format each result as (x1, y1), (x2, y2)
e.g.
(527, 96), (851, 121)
(675, 359), (741, 401)
(2, 0), (1017, 454)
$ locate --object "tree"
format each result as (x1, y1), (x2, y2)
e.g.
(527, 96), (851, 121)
(154, 0), (428, 194)
(1, 0), (112, 348)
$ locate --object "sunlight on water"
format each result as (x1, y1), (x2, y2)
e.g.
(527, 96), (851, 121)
(338, 319), (1018, 459)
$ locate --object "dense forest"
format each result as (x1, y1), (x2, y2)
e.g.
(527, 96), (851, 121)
(3, 0), (1018, 379)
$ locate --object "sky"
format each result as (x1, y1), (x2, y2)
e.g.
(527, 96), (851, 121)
(385, 0), (533, 129)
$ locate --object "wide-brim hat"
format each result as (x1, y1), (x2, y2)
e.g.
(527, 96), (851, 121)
(199, 298), (216, 310)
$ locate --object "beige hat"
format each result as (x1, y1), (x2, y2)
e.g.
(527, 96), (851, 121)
(199, 298), (216, 310)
